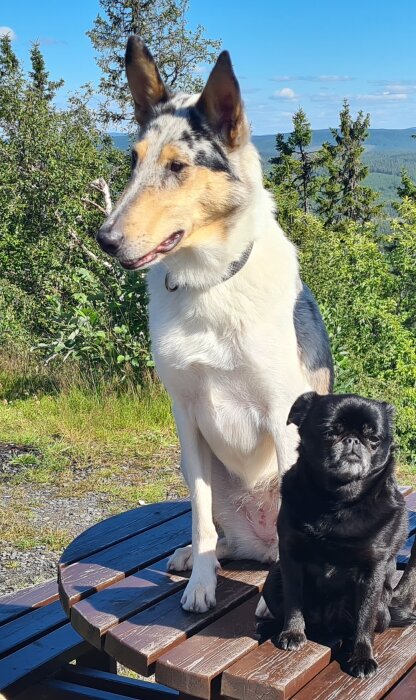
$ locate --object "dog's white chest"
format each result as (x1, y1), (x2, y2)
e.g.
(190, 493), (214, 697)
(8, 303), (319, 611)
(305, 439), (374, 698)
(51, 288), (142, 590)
(149, 284), (279, 483)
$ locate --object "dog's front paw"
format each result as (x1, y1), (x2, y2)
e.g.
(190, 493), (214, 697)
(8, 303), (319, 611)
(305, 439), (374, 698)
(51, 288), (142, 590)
(277, 630), (307, 651)
(349, 655), (378, 679)
(167, 545), (193, 572)
(180, 574), (217, 613)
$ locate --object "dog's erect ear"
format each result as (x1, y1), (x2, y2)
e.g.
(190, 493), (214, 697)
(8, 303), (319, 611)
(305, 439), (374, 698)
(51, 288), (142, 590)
(196, 51), (248, 148)
(287, 392), (317, 427)
(125, 36), (170, 126)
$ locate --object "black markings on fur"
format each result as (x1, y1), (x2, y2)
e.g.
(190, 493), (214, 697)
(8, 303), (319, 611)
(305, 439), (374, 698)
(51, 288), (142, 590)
(186, 107), (211, 140)
(158, 103), (176, 117)
(195, 148), (231, 175)
(180, 130), (194, 148)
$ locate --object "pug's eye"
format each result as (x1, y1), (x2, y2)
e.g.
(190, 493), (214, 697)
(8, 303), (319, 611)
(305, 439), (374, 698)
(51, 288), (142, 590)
(369, 438), (380, 449)
(169, 161), (187, 173)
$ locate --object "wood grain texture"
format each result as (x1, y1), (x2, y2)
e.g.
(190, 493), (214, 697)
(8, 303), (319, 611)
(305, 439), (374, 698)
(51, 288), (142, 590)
(155, 596), (260, 698)
(0, 579), (58, 627)
(384, 665), (416, 699)
(0, 623), (88, 698)
(70, 557), (190, 648)
(292, 625), (416, 700)
(221, 638), (331, 700)
(105, 561), (268, 676)
(59, 511), (192, 613)
(59, 500), (190, 568)
(0, 600), (67, 659)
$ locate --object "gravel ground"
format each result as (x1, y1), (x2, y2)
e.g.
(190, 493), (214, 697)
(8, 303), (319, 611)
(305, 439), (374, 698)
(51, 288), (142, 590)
(0, 443), (124, 596)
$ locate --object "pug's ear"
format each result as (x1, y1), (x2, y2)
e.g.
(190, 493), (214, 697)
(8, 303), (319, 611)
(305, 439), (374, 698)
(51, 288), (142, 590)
(382, 401), (395, 418)
(287, 392), (317, 427)
(125, 36), (170, 126)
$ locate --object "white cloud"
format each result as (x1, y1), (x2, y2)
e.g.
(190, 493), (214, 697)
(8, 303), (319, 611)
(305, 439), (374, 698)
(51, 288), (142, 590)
(271, 87), (298, 101)
(0, 26), (16, 41)
(357, 92), (408, 102)
(271, 75), (353, 83)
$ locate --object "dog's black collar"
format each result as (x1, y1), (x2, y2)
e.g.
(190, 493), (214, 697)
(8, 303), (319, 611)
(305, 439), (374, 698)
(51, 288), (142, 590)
(164, 241), (254, 293)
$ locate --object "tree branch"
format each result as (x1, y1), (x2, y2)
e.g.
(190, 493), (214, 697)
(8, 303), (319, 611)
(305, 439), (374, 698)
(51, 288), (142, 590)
(68, 227), (114, 270)
(81, 196), (108, 215)
(89, 177), (113, 215)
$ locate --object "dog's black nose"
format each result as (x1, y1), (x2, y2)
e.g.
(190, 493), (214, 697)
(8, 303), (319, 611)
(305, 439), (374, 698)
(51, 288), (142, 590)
(96, 224), (124, 255)
(343, 435), (361, 455)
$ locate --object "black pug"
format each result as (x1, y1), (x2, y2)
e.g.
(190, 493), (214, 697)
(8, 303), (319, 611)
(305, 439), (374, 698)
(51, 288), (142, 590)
(261, 392), (416, 679)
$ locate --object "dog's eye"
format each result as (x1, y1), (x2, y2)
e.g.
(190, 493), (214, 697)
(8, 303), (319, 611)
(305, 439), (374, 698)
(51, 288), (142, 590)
(169, 161), (187, 173)
(369, 438), (380, 449)
(131, 150), (138, 169)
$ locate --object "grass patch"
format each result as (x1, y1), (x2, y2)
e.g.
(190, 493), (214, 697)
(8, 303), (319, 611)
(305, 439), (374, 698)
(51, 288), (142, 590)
(0, 380), (178, 487)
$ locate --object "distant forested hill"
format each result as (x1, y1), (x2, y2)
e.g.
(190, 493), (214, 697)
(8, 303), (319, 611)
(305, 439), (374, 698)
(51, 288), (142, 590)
(110, 127), (416, 203)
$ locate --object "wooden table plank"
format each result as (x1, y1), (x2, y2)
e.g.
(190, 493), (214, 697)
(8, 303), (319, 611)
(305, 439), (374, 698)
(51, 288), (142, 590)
(59, 511), (192, 613)
(221, 638), (331, 700)
(58, 665), (179, 699)
(70, 557), (190, 648)
(155, 596), (260, 698)
(405, 491), (416, 508)
(0, 600), (67, 659)
(384, 665), (416, 699)
(59, 500), (191, 568)
(15, 677), (142, 699)
(291, 625), (416, 700)
(105, 561), (268, 676)
(399, 487), (413, 497)
(0, 579), (58, 627)
(0, 623), (88, 698)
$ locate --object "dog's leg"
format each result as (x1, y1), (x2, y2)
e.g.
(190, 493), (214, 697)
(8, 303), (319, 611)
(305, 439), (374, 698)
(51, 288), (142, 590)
(166, 537), (233, 573)
(277, 545), (307, 650)
(167, 403), (219, 613)
(349, 563), (386, 678)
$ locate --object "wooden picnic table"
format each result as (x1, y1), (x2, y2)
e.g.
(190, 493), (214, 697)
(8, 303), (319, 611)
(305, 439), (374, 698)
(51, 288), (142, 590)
(58, 491), (416, 700)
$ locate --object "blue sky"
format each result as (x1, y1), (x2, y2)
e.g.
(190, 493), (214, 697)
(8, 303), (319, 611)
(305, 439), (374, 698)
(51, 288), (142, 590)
(2, 0), (416, 134)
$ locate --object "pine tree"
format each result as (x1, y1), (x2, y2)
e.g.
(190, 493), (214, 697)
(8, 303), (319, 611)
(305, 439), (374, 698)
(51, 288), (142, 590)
(29, 42), (63, 101)
(87, 0), (221, 124)
(317, 100), (381, 227)
(269, 108), (319, 213)
(396, 169), (416, 202)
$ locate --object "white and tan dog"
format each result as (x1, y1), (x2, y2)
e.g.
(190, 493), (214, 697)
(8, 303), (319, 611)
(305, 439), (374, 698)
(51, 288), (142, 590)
(96, 37), (333, 614)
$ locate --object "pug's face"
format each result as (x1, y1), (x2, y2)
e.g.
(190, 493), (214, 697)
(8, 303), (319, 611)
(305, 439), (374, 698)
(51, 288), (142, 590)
(287, 392), (394, 486)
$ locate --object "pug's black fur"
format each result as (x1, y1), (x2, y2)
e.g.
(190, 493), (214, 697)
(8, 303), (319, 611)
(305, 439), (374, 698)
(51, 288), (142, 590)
(262, 392), (416, 679)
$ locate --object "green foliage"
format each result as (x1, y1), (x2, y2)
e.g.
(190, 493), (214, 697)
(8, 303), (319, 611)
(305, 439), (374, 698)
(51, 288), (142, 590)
(396, 169), (416, 202)
(0, 39), (152, 380)
(389, 196), (416, 331)
(285, 210), (416, 465)
(87, 0), (221, 124)
(269, 108), (321, 214)
(36, 267), (153, 377)
(317, 100), (382, 226)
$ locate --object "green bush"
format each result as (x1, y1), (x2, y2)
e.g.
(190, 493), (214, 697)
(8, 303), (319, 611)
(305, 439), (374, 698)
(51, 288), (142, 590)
(286, 210), (415, 465)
